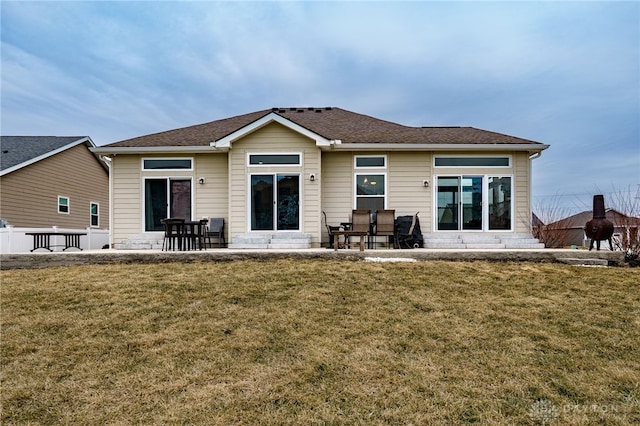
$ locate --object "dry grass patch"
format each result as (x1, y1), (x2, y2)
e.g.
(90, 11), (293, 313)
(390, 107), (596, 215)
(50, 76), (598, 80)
(2, 260), (639, 424)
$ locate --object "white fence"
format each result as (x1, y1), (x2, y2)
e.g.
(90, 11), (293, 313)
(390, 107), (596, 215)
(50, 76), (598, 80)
(0, 227), (110, 254)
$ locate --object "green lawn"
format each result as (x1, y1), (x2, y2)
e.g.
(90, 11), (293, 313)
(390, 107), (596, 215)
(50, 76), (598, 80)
(2, 260), (639, 425)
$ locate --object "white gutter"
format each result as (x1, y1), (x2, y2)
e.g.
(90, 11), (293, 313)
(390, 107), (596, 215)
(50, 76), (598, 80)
(90, 146), (220, 155)
(324, 143), (550, 152)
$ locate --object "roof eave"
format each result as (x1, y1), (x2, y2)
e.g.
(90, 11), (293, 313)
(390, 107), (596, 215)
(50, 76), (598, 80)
(1, 136), (97, 177)
(90, 146), (222, 155)
(324, 143), (550, 152)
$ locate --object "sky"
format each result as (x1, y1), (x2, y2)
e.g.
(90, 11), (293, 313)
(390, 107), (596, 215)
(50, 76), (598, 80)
(1, 1), (639, 216)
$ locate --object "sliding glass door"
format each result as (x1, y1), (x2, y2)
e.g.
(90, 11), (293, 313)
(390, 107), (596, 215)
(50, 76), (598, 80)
(144, 178), (192, 231)
(437, 176), (511, 231)
(251, 174), (300, 231)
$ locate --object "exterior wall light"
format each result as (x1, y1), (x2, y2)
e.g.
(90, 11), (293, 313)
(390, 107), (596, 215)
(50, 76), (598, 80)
(309, 173), (316, 182)
(423, 180), (429, 187)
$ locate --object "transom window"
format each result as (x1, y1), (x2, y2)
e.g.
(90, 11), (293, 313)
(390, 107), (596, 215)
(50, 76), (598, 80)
(248, 154), (301, 166)
(355, 155), (386, 168)
(142, 158), (193, 170)
(434, 156), (510, 167)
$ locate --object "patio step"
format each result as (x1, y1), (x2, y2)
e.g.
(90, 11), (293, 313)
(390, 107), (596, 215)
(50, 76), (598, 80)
(422, 234), (544, 249)
(228, 233), (311, 249)
(557, 257), (609, 267)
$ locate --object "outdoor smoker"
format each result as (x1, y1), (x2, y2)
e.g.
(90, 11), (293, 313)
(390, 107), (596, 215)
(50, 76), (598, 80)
(584, 194), (614, 251)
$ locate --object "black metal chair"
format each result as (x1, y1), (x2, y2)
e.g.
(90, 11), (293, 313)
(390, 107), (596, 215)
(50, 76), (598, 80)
(161, 218), (185, 251)
(322, 211), (344, 249)
(205, 218), (225, 248)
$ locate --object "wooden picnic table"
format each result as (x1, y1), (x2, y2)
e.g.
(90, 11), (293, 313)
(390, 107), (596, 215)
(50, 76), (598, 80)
(25, 232), (86, 252)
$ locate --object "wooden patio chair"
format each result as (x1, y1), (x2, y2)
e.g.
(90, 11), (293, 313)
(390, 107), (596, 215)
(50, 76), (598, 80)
(349, 209), (371, 249)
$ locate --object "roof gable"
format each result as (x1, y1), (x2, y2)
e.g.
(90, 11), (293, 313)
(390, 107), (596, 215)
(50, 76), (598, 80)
(0, 136), (97, 176)
(213, 112), (335, 149)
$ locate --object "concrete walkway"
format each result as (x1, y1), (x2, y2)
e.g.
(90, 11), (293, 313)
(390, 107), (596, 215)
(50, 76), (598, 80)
(0, 248), (625, 270)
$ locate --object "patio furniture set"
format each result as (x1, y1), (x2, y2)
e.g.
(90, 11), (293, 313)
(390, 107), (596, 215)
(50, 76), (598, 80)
(323, 210), (422, 251)
(161, 218), (225, 251)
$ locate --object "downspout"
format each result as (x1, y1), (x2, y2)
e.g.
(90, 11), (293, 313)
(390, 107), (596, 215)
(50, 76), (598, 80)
(102, 155), (113, 249)
(528, 151), (542, 235)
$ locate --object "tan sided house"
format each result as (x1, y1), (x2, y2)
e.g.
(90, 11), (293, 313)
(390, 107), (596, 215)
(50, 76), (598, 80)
(91, 107), (549, 249)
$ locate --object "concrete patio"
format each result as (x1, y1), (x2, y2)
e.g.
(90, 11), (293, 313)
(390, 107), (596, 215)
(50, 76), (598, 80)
(0, 247), (625, 270)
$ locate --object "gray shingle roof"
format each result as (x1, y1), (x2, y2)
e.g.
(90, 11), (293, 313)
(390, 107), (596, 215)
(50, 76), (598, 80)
(1, 136), (88, 172)
(103, 107), (545, 148)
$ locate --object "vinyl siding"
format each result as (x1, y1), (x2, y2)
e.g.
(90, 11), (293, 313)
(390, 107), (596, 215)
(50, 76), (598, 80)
(228, 122), (321, 244)
(111, 153), (228, 245)
(0, 144), (109, 229)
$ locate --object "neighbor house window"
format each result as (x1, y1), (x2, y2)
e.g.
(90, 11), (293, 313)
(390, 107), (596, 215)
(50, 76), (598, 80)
(434, 156), (511, 167)
(58, 196), (70, 214)
(142, 158), (193, 170)
(90, 202), (99, 227)
(248, 153), (301, 166)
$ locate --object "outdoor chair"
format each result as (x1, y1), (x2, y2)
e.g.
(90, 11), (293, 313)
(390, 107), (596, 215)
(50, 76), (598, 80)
(161, 218), (185, 251)
(373, 209), (395, 248)
(205, 218), (225, 248)
(349, 209), (371, 249)
(322, 211), (344, 249)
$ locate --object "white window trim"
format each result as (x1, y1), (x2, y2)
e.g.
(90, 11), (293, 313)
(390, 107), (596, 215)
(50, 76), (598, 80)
(141, 176), (194, 233)
(433, 155), (512, 168)
(90, 202), (99, 228)
(432, 174), (514, 233)
(247, 152), (302, 167)
(354, 155), (387, 169)
(354, 172), (387, 210)
(141, 157), (194, 171)
(58, 195), (70, 215)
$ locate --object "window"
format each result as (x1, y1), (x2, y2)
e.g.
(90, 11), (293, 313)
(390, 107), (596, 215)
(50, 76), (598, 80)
(144, 178), (192, 231)
(488, 177), (511, 230)
(248, 154), (301, 166)
(354, 155), (387, 210)
(58, 196), (70, 214)
(434, 156), (510, 167)
(142, 158), (192, 170)
(355, 155), (386, 168)
(90, 202), (99, 227)
(355, 174), (386, 210)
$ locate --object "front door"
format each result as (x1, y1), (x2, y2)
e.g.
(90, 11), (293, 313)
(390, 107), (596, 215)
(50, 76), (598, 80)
(250, 174), (300, 231)
(437, 176), (483, 231)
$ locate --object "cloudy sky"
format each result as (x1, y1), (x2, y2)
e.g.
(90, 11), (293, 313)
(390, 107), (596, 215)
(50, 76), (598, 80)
(2, 1), (638, 214)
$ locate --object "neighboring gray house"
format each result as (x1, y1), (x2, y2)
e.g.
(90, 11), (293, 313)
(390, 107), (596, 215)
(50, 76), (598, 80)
(0, 136), (109, 230)
(541, 208), (640, 248)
